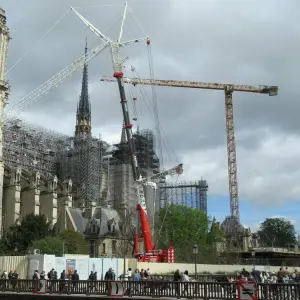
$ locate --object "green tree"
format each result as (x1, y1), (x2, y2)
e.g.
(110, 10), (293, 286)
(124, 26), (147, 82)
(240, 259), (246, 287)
(4, 213), (52, 254)
(258, 218), (296, 247)
(59, 230), (89, 254)
(155, 205), (210, 262)
(30, 236), (64, 256)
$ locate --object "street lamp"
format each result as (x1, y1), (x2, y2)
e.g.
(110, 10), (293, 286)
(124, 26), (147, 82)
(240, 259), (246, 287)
(193, 245), (199, 279)
(251, 250), (255, 268)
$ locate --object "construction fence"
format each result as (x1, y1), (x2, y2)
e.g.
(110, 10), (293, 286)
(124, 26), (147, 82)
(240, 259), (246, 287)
(1, 255), (300, 279)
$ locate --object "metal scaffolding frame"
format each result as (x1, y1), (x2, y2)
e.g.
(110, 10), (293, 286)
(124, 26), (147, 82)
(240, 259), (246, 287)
(159, 180), (208, 214)
(56, 137), (107, 202)
(100, 129), (160, 219)
(3, 117), (70, 178)
(3, 117), (107, 202)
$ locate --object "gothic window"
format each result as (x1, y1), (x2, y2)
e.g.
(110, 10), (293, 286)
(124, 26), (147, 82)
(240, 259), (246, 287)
(102, 243), (106, 254)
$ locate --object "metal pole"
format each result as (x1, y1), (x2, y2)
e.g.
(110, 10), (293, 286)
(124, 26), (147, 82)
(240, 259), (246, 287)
(194, 253), (197, 279)
(101, 258), (104, 280)
(123, 251), (126, 277)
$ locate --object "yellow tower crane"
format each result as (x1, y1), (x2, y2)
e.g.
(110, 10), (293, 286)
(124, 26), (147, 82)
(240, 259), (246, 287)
(100, 75), (278, 222)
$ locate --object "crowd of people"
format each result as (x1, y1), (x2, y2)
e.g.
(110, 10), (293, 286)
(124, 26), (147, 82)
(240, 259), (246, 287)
(233, 267), (300, 283)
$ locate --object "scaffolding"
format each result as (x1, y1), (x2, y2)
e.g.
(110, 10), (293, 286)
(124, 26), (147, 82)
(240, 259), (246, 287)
(134, 129), (160, 176)
(56, 137), (107, 202)
(100, 129), (160, 222)
(3, 117), (70, 178)
(3, 117), (107, 202)
(159, 180), (208, 214)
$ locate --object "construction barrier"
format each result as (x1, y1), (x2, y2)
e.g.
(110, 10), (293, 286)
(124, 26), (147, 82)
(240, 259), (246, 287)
(109, 281), (125, 296)
(238, 281), (257, 300)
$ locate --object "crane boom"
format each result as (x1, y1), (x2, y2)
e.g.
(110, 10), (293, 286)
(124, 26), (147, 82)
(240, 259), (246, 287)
(141, 163), (184, 185)
(4, 42), (109, 121)
(101, 75), (279, 222)
(100, 76), (279, 95)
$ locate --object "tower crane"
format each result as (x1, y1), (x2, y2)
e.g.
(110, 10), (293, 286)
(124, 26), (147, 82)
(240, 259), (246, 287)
(100, 75), (279, 222)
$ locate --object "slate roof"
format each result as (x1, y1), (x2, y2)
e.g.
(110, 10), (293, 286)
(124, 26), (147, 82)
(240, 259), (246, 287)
(68, 207), (88, 233)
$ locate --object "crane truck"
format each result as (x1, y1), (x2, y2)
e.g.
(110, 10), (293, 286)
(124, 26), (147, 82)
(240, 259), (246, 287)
(113, 71), (183, 263)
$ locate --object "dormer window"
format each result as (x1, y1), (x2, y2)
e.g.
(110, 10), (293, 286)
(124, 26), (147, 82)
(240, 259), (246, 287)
(108, 219), (116, 234)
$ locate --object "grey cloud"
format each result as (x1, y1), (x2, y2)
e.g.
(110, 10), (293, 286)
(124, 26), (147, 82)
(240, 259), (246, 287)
(2, 0), (300, 209)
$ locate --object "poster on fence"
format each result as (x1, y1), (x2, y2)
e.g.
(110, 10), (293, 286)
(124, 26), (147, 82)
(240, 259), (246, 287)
(66, 259), (76, 278)
(237, 281), (257, 300)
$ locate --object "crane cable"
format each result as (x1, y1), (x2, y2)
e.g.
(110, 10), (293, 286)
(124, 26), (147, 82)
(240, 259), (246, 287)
(126, 5), (179, 165)
(129, 67), (179, 166)
(146, 42), (164, 169)
(7, 10), (70, 74)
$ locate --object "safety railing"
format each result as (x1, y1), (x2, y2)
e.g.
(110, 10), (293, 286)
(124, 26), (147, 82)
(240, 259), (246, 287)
(0, 279), (299, 299)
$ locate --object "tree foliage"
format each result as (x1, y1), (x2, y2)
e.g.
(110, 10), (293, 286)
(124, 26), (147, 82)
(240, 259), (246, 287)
(30, 236), (64, 256)
(155, 205), (217, 262)
(4, 213), (52, 255)
(258, 218), (296, 247)
(59, 230), (89, 254)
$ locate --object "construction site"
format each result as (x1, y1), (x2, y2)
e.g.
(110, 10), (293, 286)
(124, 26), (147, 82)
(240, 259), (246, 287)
(0, 3), (280, 260)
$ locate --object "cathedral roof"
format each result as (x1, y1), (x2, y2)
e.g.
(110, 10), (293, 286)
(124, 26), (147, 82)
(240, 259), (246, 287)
(84, 207), (122, 238)
(68, 207), (89, 233)
(221, 216), (245, 235)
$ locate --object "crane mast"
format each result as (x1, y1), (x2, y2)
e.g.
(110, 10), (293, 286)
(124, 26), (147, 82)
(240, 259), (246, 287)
(101, 75), (279, 222)
(114, 73), (140, 181)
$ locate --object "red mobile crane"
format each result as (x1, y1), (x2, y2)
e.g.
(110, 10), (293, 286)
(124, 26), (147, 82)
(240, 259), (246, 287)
(133, 164), (184, 262)
(69, 4), (184, 262)
(114, 69), (183, 262)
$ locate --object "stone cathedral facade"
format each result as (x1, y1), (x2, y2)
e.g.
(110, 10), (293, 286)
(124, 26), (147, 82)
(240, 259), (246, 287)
(0, 7), (154, 257)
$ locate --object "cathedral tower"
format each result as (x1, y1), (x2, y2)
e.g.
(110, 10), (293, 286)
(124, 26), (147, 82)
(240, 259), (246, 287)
(75, 39), (91, 139)
(0, 7), (10, 236)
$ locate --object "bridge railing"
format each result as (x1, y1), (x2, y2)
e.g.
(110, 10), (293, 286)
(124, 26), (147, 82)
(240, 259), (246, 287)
(0, 279), (298, 299)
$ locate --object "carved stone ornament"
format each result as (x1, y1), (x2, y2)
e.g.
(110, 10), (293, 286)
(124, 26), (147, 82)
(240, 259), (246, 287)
(14, 168), (21, 185)
(64, 179), (72, 195)
(31, 171), (40, 189)
(53, 176), (58, 192)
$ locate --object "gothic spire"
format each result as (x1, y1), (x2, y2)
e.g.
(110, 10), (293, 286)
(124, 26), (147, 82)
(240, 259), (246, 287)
(75, 39), (92, 139)
(78, 37), (91, 117)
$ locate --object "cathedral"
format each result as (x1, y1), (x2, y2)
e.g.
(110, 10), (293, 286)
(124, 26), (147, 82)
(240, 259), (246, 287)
(0, 8), (160, 257)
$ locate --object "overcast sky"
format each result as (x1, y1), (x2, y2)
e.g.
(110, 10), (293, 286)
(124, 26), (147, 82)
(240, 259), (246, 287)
(2, 0), (300, 230)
